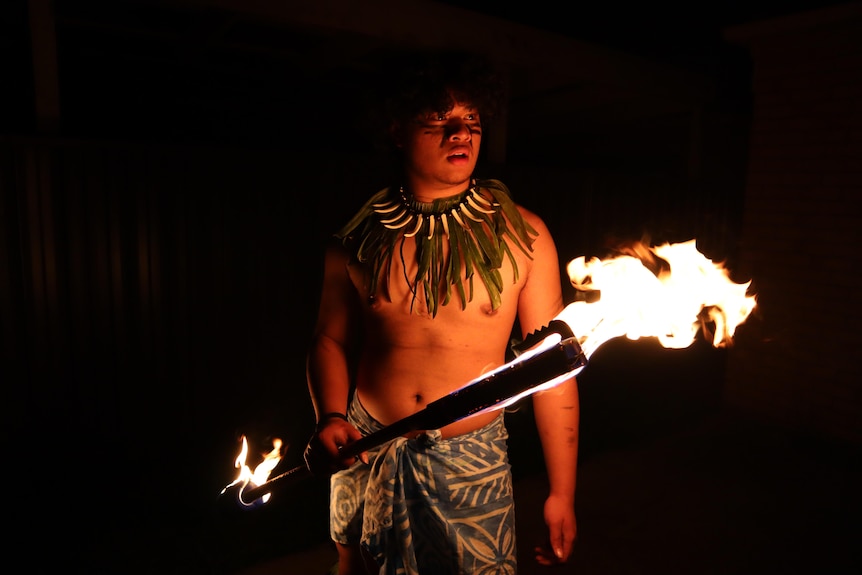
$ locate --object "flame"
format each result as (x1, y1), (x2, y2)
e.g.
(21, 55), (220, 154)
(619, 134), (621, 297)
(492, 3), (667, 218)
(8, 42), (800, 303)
(222, 435), (283, 505)
(557, 239), (757, 359)
(470, 239), (756, 412)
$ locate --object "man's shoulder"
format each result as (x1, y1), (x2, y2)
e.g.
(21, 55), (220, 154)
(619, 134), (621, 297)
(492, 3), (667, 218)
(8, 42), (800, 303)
(334, 185), (394, 240)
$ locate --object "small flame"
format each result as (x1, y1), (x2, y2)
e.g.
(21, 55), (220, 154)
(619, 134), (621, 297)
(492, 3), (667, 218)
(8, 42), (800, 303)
(557, 239), (757, 359)
(223, 435), (283, 505)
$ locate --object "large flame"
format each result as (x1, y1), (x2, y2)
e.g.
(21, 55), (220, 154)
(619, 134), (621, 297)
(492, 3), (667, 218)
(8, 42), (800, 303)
(557, 239), (757, 359)
(222, 435), (283, 505)
(469, 239), (757, 412)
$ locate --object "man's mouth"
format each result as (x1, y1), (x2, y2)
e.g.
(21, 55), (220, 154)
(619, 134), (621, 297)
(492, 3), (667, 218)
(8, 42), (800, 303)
(447, 147), (471, 162)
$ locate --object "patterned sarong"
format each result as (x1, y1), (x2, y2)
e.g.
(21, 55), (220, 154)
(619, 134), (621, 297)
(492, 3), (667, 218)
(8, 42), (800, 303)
(330, 394), (517, 575)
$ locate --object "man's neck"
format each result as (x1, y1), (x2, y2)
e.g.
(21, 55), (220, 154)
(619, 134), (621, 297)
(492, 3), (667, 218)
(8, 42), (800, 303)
(404, 178), (474, 203)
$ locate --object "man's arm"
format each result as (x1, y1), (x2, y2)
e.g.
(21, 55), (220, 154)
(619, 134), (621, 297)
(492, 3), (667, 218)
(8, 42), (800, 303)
(305, 241), (366, 474)
(532, 376), (578, 563)
(516, 209), (579, 564)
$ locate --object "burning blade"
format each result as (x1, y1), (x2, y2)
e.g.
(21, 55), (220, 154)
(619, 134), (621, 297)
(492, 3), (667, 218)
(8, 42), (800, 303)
(220, 337), (586, 509)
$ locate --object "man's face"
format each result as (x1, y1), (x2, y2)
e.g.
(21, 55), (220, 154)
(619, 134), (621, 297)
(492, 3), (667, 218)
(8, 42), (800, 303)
(399, 101), (482, 194)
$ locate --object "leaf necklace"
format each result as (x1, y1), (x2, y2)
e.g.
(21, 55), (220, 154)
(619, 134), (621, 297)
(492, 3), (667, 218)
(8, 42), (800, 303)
(336, 178), (537, 317)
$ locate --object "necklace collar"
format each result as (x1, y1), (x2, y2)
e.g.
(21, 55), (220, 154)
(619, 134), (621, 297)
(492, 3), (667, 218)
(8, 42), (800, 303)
(337, 179), (537, 317)
(373, 179), (498, 239)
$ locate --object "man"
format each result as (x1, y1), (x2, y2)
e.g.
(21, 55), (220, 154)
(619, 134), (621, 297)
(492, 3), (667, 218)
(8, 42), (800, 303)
(304, 52), (578, 574)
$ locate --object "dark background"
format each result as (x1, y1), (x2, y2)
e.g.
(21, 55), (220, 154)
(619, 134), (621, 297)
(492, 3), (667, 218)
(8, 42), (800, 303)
(2, 1), (857, 573)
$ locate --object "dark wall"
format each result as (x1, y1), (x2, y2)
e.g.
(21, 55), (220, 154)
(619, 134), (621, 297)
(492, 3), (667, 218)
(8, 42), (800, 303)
(724, 7), (862, 443)
(2, 3), (756, 572)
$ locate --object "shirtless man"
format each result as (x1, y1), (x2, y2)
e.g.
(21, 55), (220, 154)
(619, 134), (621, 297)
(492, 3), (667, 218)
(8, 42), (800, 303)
(304, 52), (578, 574)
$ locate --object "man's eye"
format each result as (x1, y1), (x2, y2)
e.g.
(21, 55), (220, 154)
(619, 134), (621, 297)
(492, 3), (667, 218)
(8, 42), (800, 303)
(435, 113), (447, 121)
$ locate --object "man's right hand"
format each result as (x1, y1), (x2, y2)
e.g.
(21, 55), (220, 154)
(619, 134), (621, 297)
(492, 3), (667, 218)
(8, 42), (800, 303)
(303, 417), (368, 476)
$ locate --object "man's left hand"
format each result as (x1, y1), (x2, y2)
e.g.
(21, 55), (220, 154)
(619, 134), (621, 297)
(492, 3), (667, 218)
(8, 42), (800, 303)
(535, 493), (576, 565)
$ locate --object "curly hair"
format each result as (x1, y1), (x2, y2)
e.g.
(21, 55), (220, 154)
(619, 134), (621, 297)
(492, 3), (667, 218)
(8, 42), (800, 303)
(380, 49), (506, 127)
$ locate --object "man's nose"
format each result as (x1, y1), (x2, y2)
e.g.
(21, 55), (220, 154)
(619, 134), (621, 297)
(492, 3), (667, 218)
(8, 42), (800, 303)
(446, 119), (472, 141)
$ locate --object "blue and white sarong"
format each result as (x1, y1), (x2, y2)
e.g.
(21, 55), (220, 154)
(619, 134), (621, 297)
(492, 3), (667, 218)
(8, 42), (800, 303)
(330, 394), (517, 575)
